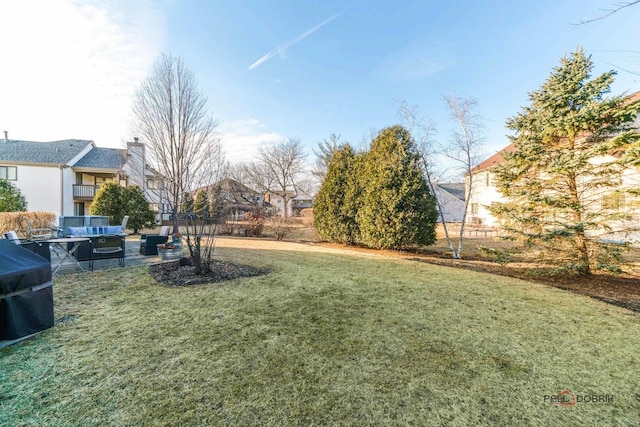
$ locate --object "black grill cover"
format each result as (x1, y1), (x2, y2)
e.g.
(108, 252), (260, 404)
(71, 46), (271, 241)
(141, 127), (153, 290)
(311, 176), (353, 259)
(0, 240), (54, 340)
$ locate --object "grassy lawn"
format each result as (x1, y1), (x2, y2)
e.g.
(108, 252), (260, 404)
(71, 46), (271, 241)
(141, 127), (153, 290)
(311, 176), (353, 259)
(2, 240), (640, 426)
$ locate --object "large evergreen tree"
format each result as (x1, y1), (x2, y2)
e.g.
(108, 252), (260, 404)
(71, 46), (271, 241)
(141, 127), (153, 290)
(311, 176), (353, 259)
(492, 48), (640, 275)
(357, 125), (438, 249)
(313, 144), (361, 244)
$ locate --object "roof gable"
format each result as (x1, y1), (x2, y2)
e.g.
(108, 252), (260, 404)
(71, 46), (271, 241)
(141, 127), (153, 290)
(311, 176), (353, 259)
(472, 90), (640, 174)
(471, 144), (515, 173)
(74, 147), (127, 170)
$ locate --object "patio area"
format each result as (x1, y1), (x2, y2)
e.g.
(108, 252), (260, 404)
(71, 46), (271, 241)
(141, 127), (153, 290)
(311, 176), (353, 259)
(50, 235), (166, 275)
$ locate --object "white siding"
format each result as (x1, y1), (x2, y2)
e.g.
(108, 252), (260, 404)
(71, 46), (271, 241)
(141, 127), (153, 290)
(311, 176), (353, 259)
(466, 171), (504, 227)
(468, 157), (640, 243)
(15, 165), (65, 216)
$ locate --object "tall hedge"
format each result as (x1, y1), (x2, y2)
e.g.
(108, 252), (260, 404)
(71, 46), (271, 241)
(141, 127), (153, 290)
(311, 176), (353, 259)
(313, 145), (361, 244)
(357, 125), (438, 249)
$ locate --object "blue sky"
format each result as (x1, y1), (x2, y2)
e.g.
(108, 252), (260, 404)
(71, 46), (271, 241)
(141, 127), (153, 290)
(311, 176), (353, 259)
(1, 0), (639, 171)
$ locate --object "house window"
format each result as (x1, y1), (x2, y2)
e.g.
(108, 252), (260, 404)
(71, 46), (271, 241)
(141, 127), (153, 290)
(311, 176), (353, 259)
(485, 173), (490, 187)
(471, 203), (479, 215)
(602, 193), (625, 210)
(76, 172), (83, 185)
(0, 166), (17, 181)
(147, 178), (163, 189)
(74, 202), (85, 216)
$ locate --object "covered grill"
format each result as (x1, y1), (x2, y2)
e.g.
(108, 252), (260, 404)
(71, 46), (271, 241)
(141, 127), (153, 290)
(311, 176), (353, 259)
(0, 239), (54, 341)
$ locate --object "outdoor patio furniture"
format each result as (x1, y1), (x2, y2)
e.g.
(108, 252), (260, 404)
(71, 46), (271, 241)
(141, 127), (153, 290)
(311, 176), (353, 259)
(120, 215), (129, 232)
(59, 226), (127, 268)
(57, 216), (85, 237)
(4, 231), (23, 244)
(42, 237), (90, 275)
(88, 216), (109, 227)
(58, 216), (111, 237)
(89, 235), (125, 270)
(23, 217), (56, 240)
(5, 231), (51, 261)
(139, 226), (170, 256)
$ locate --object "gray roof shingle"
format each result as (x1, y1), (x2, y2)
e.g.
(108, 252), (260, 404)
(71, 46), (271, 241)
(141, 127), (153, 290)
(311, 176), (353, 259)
(437, 183), (465, 200)
(74, 147), (127, 169)
(0, 139), (93, 164)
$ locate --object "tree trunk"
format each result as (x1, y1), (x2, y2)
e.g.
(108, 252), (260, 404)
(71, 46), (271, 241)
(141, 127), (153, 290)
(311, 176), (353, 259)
(568, 173), (591, 275)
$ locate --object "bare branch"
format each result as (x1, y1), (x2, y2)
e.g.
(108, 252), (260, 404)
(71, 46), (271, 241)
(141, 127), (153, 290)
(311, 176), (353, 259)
(573, 1), (640, 25)
(132, 53), (223, 233)
(247, 138), (308, 218)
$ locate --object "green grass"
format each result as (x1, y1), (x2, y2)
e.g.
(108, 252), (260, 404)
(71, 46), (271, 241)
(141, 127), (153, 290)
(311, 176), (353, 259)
(2, 243), (640, 426)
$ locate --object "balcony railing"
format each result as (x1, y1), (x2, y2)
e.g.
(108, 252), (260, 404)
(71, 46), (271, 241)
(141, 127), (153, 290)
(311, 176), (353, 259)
(73, 185), (101, 199)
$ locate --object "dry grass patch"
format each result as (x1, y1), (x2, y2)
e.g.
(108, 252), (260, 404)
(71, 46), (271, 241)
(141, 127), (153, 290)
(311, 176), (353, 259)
(1, 241), (640, 425)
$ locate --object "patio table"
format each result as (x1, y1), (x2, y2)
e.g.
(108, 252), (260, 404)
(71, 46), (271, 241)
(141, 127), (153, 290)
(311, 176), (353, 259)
(41, 237), (90, 276)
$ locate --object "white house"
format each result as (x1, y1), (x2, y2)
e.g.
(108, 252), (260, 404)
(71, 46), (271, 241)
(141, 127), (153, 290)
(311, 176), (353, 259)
(467, 144), (640, 243)
(465, 145), (514, 228)
(264, 192), (313, 217)
(0, 136), (165, 221)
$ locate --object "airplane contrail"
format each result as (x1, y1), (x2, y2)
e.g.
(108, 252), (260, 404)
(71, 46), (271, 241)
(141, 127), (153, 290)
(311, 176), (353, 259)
(246, 9), (346, 71)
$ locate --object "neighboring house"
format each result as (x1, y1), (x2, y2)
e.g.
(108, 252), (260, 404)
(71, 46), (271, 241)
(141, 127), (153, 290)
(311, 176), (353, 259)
(468, 92), (640, 235)
(467, 142), (640, 243)
(264, 191), (313, 217)
(0, 136), (165, 221)
(123, 138), (167, 223)
(432, 183), (465, 223)
(192, 179), (313, 219)
(194, 178), (265, 220)
(465, 145), (514, 228)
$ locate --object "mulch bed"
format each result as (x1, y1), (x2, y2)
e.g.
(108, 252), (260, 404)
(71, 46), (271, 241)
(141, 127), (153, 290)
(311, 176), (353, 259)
(149, 259), (269, 287)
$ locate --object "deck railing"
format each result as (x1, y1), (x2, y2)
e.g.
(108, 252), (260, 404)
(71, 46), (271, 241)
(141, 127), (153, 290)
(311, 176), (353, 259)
(73, 185), (101, 198)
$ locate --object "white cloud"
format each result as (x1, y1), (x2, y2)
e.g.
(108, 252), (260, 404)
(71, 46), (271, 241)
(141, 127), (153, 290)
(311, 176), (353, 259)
(220, 119), (286, 164)
(0, 0), (166, 147)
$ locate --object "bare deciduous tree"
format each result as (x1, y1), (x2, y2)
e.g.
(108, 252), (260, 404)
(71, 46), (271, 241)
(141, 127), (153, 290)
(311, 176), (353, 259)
(226, 162), (252, 187)
(312, 133), (342, 184)
(132, 53), (224, 274)
(441, 95), (485, 259)
(248, 138), (308, 218)
(397, 101), (452, 248)
(397, 97), (485, 259)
